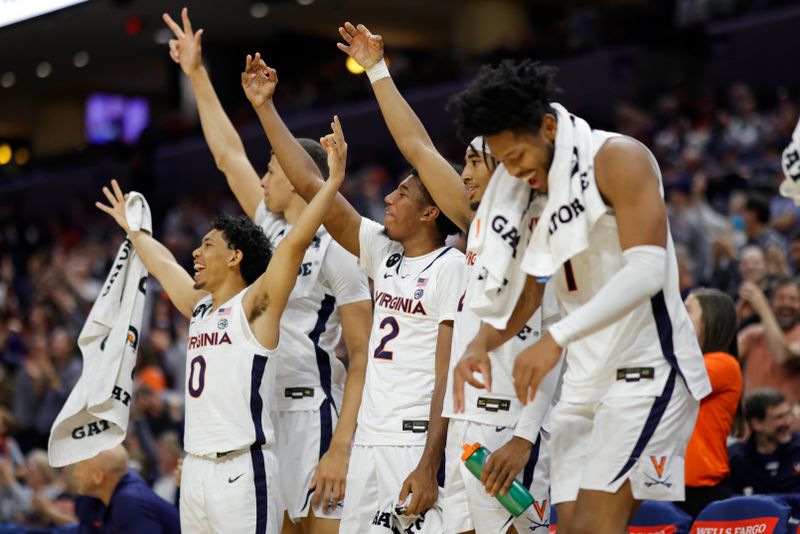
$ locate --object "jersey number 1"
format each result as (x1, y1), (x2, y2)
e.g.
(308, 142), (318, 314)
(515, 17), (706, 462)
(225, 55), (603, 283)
(373, 317), (400, 360)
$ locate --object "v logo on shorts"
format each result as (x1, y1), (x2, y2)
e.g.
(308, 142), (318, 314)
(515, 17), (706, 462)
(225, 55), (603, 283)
(649, 455), (666, 478)
(532, 499), (548, 521)
(228, 473), (245, 484)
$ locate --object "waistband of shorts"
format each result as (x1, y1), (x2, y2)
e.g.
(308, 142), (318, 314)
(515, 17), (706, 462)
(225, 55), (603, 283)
(190, 445), (272, 461)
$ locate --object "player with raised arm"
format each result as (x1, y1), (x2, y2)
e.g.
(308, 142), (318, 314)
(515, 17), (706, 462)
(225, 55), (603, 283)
(162, 10), (372, 533)
(94, 121), (347, 534)
(338, 22), (561, 533)
(241, 54), (465, 531)
(449, 61), (711, 533)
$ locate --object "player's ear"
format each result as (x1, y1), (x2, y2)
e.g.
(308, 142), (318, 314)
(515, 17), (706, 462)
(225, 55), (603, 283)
(92, 468), (104, 486)
(228, 249), (243, 267)
(419, 205), (440, 223)
(541, 113), (557, 142)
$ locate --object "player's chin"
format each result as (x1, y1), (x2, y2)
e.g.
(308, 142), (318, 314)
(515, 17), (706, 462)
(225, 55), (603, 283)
(192, 280), (206, 290)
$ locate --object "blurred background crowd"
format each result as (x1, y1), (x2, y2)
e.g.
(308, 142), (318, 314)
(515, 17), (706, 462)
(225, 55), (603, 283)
(1, 0), (800, 529)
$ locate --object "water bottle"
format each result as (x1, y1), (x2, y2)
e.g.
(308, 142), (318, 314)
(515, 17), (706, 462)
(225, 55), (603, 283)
(461, 442), (534, 517)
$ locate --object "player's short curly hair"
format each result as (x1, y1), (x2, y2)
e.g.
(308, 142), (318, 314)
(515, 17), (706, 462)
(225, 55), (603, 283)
(270, 138), (329, 178)
(211, 214), (273, 285)
(449, 59), (562, 141)
(409, 169), (461, 239)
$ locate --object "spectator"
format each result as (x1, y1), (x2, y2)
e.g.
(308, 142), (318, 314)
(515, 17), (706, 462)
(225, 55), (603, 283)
(729, 388), (800, 495)
(668, 180), (711, 285)
(743, 195), (787, 257)
(151, 431), (182, 505)
(0, 448), (75, 526)
(680, 288), (743, 518)
(73, 444), (180, 533)
(0, 408), (23, 472)
(734, 245), (768, 327)
(738, 276), (800, 406)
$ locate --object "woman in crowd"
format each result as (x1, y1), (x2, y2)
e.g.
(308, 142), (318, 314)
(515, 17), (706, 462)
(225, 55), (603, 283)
(680, 288), (744, 517)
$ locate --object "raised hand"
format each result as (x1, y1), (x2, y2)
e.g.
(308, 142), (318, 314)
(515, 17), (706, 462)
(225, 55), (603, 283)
(337, 22), (383, 70)
(512, 332), (562, 404)
(95, 179), (132, 234)
(162, 7), (204, 76)
(241, 53), (277, 109)
(320, 115), (348, 186)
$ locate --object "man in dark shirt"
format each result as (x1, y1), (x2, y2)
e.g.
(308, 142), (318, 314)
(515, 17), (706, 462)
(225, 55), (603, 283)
(72, 444), (180, 533)
(729, 388), (800, 494)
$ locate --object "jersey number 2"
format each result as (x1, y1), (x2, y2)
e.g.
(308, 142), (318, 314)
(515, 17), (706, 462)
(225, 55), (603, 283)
(188, 355), (206, 397)
(373, 317), (400, 360)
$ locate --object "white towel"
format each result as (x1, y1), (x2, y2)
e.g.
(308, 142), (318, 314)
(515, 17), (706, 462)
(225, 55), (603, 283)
(520, 103), (607, 277)
(48, 193), (151, 467)
(368, 490), (444, 534)
(466, 163), (541, 330)
(779, 117), (800, 205)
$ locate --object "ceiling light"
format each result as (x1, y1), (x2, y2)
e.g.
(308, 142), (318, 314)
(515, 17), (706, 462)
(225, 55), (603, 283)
(14, 147), (29, 166)
(73, 51), (89, 68)
(297, 0), (314, 5)
(345, 56), (365, 75)
(0, 144), (11, 165)
(250, 2), (269, 18)
(1, 72), (14, 88)
(36, 62), (52, 78)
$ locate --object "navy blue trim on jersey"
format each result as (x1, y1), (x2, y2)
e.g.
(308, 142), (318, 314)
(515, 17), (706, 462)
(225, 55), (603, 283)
(610, 368), (676, 484)
(310, 294), (337, 414)
(650, 291), (688, 385)
(393, 246), (454, 276)
(522, 432), (543, 488)
(249, 354), (269, 533)
(319, 398), (333, 459)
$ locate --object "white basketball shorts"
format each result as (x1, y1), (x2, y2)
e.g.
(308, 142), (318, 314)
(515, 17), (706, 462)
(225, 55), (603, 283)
(180, 447), (283, 534)
(549, 369), (699, 505)
(271, 399), (340, 521)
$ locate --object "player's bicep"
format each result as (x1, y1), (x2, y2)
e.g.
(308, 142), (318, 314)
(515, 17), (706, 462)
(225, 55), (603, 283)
(220, 153), (264, 220)
(338, 300), (373, 367)
(415, 147), (471, 233)
(595, 137), (667, 251)
(152, 260), (204, 319)
(321, 193), (363, 257)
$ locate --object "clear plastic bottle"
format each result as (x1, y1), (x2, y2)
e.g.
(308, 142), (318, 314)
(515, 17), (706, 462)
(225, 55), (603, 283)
(461, 442), (535, 517)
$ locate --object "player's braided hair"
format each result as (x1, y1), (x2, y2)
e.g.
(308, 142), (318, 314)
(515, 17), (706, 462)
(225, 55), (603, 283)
(449, 59), (562, 141)
(211, 214), (273, 285)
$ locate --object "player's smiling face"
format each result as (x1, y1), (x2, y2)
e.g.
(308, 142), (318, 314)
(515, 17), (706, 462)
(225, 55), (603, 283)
(383, 175), (429, 241)
(192, 229), (237, 292)
(462, 148), (495, 211)
(261, 155), (294, 214)
(486, 114), (556, 193)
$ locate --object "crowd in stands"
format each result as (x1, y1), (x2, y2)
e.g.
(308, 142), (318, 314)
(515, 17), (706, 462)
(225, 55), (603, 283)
(1, 68), (800, 528)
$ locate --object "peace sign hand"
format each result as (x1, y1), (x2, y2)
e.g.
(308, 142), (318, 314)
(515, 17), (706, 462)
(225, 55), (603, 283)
(162, 7), (204, 76)
(337, 22), (384, 70)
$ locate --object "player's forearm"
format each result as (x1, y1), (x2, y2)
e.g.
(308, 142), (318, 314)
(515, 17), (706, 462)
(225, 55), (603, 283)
(281, 176), (339, 251)
(328, 352), (366, 450)
(371, 78), (436, 166)
(371, 77), (470, 231)
(128, 232), (178, 277)
(253, 101), (324, 201)
(417, 374), (448, 472)
(478, 278), (543, 353)
(189, 66), (247, 168)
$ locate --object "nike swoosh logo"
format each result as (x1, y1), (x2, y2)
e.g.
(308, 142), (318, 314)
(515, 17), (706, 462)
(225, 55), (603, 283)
(495, 426), (507, 432)
(228, 473), (245, 483)
(383, 273), (393, 279)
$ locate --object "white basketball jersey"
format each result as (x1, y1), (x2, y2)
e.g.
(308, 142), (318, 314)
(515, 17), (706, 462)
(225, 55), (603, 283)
(184, 288), (277, 457)
(443, 209), (562, 433)
(551, 131), (710, 403)
(254, 204), (370, 413)
(356, 218), (465, 446)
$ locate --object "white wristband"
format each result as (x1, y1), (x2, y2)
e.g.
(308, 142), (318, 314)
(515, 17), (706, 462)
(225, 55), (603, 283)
(366, 59), (390, 84)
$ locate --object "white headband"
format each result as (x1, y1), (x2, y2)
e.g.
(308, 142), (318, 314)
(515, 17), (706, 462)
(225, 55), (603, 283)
(468, 136), (491, 155)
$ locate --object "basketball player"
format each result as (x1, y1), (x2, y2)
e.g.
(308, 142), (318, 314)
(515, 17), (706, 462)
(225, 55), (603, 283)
(337, 22), (561, 533)
(449, 60), (712, 533)
(94, 120), (347, 534)
(240, 57), (465, 531)
(162, 11), (372, 533)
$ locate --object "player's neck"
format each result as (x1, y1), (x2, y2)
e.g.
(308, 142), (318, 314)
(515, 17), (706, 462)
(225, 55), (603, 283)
(400, 230), (444, 258)
(282, 196), (306, 225)
(210, 278), (248, 310)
